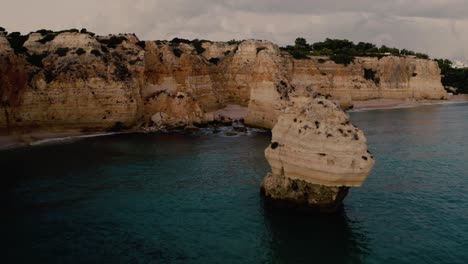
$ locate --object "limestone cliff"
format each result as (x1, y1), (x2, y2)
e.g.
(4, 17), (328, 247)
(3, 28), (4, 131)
(0, 31), (447, 132)
(290, 56), (447, 104)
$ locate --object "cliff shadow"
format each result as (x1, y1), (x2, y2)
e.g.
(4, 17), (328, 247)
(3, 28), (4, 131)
(262, 202), (370, 264)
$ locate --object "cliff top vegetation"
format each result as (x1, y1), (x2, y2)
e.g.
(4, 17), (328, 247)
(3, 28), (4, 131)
(281, 37), (430, 64)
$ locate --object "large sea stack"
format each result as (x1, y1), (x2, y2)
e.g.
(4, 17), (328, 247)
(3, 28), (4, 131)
(262, 93), (374, 212)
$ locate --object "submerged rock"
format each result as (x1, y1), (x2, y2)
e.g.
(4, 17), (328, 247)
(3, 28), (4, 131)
(232, 126), (247, 133)
(261, 173), (349, 213)
(262, 94), (375, 212)
(224, 131), (238, 137)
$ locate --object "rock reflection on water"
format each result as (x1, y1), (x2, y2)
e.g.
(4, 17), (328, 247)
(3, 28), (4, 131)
(262, 204), (369, 264)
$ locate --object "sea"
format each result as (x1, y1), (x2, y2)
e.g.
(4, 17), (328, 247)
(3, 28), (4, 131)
(1, 102), (467, 264)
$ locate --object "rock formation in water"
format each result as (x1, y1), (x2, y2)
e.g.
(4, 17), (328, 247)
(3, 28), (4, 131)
(1, 29), (447, 211)
(262, 92), (374, 212)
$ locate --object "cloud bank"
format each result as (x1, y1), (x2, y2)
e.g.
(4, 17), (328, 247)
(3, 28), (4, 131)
(1, 0), (467, 59)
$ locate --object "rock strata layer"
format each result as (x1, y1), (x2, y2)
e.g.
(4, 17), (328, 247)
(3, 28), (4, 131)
(262, 93), (375, 211)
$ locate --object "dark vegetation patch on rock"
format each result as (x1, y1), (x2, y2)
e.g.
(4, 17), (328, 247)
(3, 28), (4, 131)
(26, 52), (49, 67)
(98, 36), (126, 49)
(169, 38), (209, 55)
(209, 57), (220, 65)
(172, 48), (183, 57)
(55, 47), (69, 57)
(37, 33), (56, 44)
(91, 49), (102, 57)
(6, 32), (29, 53)
(76, 48), (86, 56)
(136, 41), (146, 49)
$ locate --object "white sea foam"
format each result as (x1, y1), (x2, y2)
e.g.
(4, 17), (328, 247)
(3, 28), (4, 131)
(30, 132), (123, 146)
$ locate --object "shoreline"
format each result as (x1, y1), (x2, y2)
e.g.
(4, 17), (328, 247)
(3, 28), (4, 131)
(0, 130), (125, 151)
(1, 95), (467, 150)
(0, 123), (267, 151)
(349, 95), (468, 112)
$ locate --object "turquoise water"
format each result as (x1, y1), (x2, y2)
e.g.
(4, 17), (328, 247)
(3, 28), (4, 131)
(1, 103), (468, 264)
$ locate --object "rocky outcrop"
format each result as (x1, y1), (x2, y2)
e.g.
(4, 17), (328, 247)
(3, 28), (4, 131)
(262, 92), (374, 212)
(0, 32), (143, 133)
(290, 56), (447, 105)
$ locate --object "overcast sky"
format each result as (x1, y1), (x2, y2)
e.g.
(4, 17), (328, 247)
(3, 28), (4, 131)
(1, 0), (467, 60)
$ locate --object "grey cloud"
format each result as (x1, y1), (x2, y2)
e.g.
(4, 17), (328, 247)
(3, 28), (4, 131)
(1, 0), (467, 59)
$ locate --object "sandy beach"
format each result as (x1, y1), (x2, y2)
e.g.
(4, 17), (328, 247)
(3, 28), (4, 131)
(208, 104), (248, 120)
(0, 130), (121, 150)
(351, 94), (468, 111)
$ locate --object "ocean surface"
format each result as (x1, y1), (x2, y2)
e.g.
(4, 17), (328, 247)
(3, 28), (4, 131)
(1, 102), (468, 264)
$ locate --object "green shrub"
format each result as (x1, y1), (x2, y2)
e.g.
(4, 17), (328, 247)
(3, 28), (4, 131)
(59, 29), (79, 33)
(330, 54), (354, 66)
(38, 33), (56, 44)
(76, 48), (86, 56)
(170, 38), (191, 44)
(26, 52), (49, 67)
(35, 29), (53, 36)
(415, 53), (429, 59)
(227, 39), (240, 45)
(192, 39), (206, 54)
(101, 45), (109, 53)
(6, 32), (29, 53)
(282, 37), (429, 64)
(80, 28), (95, 37)
(55, 47), (69, 57)
(136, 41), (146, 49)
(173, 48), (183, 57)
(98, 36), (126, 48)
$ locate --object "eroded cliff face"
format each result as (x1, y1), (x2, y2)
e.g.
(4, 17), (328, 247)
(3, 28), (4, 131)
(0, 32), (143, 132)
(290, 56), (447, 104)
(0, 32), (289, 132)
(0, 31), (447, 133)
